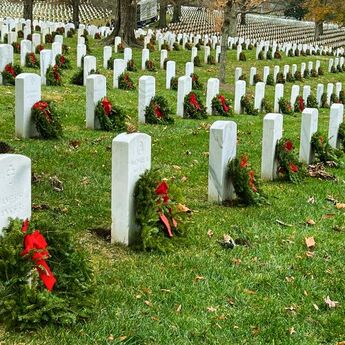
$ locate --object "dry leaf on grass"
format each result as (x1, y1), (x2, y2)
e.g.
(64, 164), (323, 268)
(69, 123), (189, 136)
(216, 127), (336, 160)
(335, 203), (345, 209)
(305, 236), (315, 249)
(324, 296), (339, 308)
(207, 229), (214, 238)
(306, 219), (316, 226)
(207, 306), (217, 312)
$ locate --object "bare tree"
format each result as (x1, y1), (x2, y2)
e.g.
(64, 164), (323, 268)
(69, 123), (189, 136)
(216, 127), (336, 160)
(23, 0), (34, 22)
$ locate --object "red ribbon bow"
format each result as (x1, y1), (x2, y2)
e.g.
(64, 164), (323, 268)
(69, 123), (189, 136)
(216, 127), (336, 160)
(155, 181), (177, 238)
(189, 93), (201, 111)
(21, 219), (56, 291)
(102, 97), (112, 115)
(218, 95), (229, 113)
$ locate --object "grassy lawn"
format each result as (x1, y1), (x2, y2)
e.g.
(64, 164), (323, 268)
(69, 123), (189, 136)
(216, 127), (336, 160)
(0, 35), (345, 345)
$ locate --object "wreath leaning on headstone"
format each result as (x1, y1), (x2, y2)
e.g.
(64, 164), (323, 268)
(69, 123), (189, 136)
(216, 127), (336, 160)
(25, 52), (40, 68)
(1, 63), (22, 85)
(183, 92), (207, 119)
(31, 100), (63, 139)
(118, 72), (135, 90)
(276, 138), (306, 183)
(311, 132), (343, 165)
(227, 155), (266, 206)
(134, 169), (190, 251)
(95, 97), (128, 132)
(55, 54), (71, 69)
(46, 65), (62, 86)
(212, 94), (233, 116)
(0, 219), (95, 330)
(144, 96), (174, 125)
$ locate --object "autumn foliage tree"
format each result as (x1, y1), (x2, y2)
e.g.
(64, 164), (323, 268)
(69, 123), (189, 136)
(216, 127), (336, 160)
(304, 0), (345, 39)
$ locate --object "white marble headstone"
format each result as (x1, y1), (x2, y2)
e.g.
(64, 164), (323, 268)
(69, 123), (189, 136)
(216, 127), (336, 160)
(0, 154), (31, 235)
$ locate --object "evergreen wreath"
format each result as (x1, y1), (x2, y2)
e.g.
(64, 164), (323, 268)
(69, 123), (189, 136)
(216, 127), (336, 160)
(25, 52), (39, 68)
(183, 92), (207, 119)
(35, 44), (44, 54)
(94, 97), (127, 132)
(239, 52), (246, 61)
(266, 74), (275, 85)
(31, 100), (63, 139)
(212, 94), (232, 116)
(320, 93), (328, 108)
(134, 169), (189, 251)
(276, 138), (305, 183)
(45, 33), (53, 43)
(12, 42), (20, 54)
(227, 155), (265, 206)
(117, 42), (125, 53)
(144, 96), (174, 124)
(107, 57), (115, 70)
(71, 68), (83, 85)
(170, 77), (178, 90)
(294, 71), (302, 81)
(1, 63), (22, 85)
(0, 219), (94, 330)
(294, 96), (305, 113)
(207, 55), (216, 65)
(261, 98), (273, 113)
(55, 54), (71, 69)
(307, 95), (318, 108)
(338, 123), (345, 152)
(127, 59), (137, 72)
(191, 73), (203, 90)
(118, 72), (135, 90)
(193, 56), (202, 67)
(145, 59), (156, 71)
(46, 65), (62, 86)
(278, 98), (293, 115)
(311, 132), (342, 164)
(173, 42), (180, 51)
(241, 95), (259, 115)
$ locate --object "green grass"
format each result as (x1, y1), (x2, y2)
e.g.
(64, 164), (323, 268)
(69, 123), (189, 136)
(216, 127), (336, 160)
(0, 36), (345, 345)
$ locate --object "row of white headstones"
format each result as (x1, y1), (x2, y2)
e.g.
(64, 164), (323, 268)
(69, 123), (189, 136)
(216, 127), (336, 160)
(1, 104), (343, 243)
(13, 66), (345, 139)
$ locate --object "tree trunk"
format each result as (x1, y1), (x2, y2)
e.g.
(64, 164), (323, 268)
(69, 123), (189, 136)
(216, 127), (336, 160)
(72, 0), (80, 29)
(172, 4), (181, 23)
(106, 0), (137, 46)
(219, 0), (237, 84)
(314, 21), (324, 40)
(23, 0), (33, 22)
(240, 12), (246, 25)
(159, 1), (167, 28)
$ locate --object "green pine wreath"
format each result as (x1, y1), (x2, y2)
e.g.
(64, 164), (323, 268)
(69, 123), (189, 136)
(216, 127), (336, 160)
(46, 65), (62, 86)
(55, 54), (71, 69)
(2, 63), (22, 85)
(338, 123), (345, 152)
(31, 100), (63, 139)
(276, 138), (305, 183)
(118, 72), (135, 90)
(212, 94), (233, 116)
(0, 219), (95, 330)
(144, 96), (174, 124)
(95, 97), (127, 132)
(134, 169), (189, 251)
(311, 132), (342, 164)
(183, 92), (207, 119)
(228, 156), (265, 206)
(25, 52), (40, 68)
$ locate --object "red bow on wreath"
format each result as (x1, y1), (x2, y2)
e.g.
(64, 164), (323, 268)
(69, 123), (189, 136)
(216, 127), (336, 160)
(102, 97), (112, 115)
(189, 93), (201, 111)
(218, 95), (229, 113)
(154, 105), (163, 118)
(5, 64), (16, 77)
(21, 219), (56, 291)
(155, 181), (177, 238)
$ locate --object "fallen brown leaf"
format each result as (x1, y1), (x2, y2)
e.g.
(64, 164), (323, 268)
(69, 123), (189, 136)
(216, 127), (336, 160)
(306, 219), (316, 226)
(335, 203), (345, 209)
(176, 304), (182, 312)
(244, 289), (256, 295)
(207, 229), (214, 238)
(305, 236), (315, 249)
(324, 296), (339, 308)
(207, 306), (217, 312)
(144, 300), (152, 307)
(288, 327), (296, 335)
